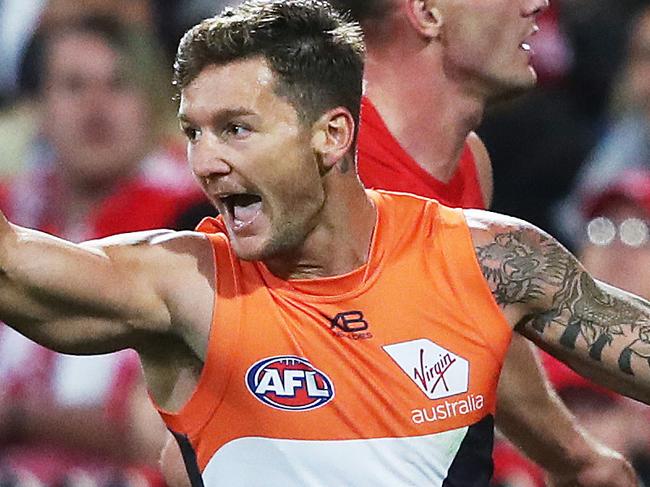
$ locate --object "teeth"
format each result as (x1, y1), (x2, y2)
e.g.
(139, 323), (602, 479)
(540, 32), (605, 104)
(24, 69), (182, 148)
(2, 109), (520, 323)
(219, 194), (263, 227)
(520, 42), (531, 51)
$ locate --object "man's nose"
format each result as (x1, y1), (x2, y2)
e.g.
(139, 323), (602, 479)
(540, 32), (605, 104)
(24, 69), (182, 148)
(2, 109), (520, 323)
(189, 136), (232, 180)
(72, 83), (107, 110)
(523, 0), (549, 17)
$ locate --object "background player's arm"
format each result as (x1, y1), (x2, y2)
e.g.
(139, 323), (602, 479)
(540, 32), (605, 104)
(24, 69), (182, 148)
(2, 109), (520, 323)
(468, 210), (650, 404)
(495, 337), (636, 487)
(161, 435), (192, 487)
(0, 210), (191, 355)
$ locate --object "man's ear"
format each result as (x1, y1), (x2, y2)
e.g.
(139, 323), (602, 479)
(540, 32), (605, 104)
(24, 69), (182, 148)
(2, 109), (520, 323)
(312, 107), (355, 173)
(406, 0), (444, 39)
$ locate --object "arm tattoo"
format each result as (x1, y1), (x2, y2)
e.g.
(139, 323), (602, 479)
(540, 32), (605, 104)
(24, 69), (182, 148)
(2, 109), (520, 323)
(477, 228), (650, 376)
(476, 230), (567, 306)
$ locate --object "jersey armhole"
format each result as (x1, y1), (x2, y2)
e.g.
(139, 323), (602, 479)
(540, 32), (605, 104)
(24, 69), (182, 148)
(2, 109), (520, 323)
(152, 233), (241, 437)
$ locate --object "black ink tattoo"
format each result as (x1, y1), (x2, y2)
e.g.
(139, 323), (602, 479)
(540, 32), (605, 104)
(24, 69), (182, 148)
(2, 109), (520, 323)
(339, 156), (351, 174)
(476, 226), (650, 376)
(476, 230), (566, 306)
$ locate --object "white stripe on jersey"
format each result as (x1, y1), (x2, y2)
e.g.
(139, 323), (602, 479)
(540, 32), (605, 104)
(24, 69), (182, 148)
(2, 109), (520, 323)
(202, 426), (469, 486)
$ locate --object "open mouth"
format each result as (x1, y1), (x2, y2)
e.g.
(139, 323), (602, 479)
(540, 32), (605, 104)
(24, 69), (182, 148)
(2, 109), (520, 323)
(520, 25), (539, 55)
(221, 193), (263, 230)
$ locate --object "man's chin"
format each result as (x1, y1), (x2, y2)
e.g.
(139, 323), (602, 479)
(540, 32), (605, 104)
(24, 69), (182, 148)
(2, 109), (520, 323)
(230, 237), (289, 263)
(229, 235), (268, 262)
(486, 73), (537, 105)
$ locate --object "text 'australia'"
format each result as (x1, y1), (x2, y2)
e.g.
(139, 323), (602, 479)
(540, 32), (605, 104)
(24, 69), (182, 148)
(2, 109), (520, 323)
(411, 394), (484, 424)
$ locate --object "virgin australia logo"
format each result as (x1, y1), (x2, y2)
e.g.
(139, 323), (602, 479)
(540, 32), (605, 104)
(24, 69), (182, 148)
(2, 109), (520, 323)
(383, 339), (469, 400)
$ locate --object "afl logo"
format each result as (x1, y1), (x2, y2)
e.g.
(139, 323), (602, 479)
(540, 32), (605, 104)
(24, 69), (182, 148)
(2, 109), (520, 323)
(246, 355), (335, 411)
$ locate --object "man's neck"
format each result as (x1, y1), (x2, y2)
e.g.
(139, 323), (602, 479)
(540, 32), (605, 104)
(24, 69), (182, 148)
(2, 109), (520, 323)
(264, 180), (377, 281)
(364, 43), (485, 181)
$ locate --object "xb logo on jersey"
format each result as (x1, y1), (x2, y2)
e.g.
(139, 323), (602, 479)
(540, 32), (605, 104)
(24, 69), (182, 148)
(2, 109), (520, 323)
(246, 356), (335, 411)
(329, 310), (373, 340)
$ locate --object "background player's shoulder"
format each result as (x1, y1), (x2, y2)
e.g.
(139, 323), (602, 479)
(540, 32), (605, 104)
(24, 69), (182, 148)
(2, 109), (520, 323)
(465, 132), (493, 207)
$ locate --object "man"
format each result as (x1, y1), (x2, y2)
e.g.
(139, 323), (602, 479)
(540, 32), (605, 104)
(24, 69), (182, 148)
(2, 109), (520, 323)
(1, 1), (649, 484)
(316, 1), (637, 486)
(580, 170), (650, 299)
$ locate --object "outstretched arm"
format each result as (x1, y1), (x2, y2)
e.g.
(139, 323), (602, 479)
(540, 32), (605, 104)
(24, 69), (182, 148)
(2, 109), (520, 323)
(0, 210), (206, 355)
(462, 136), (633, 484)
(468, 210), (650, 404)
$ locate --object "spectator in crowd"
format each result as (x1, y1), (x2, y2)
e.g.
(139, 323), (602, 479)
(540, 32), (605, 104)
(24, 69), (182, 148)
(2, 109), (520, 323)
(579, 170), (650, 302)
(0, 0), (157, 177)
(558, 7), (650, 244)
(0, 14), (208, 487)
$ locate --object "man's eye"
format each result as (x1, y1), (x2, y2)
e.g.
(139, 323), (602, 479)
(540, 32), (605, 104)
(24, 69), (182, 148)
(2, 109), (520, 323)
(225, 124), (251, 138)
(183, 126), (199, 141)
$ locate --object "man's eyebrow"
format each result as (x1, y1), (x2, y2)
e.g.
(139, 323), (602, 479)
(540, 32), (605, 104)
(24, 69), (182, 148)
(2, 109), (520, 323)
(177, 107), (257, 124)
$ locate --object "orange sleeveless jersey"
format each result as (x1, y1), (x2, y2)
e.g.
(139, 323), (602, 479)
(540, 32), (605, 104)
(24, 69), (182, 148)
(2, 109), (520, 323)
(357, 97), (486, 209)
(155, 191), (511, 486)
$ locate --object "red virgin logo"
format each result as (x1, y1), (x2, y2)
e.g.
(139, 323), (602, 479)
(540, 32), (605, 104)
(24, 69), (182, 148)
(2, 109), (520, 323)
(384, 339), (469, 400)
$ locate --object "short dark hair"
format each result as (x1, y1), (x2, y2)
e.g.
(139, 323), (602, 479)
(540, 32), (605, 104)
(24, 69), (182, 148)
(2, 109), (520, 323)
(173, 0), (365, 127)
(326, 0), (393, 23)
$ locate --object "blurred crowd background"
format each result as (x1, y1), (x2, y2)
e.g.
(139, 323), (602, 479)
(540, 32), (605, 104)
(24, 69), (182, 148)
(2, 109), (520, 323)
(1, 0), (650, 486)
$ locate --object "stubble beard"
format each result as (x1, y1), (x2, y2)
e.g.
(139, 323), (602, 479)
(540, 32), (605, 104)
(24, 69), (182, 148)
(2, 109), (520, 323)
(258, 204), (325, 275)
(260, 222), (307, 261)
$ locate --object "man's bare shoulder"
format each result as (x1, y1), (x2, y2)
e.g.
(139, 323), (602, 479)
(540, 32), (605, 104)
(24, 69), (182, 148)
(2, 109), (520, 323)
(82, 229), (217, 338)
(80, 229), (209, 254)
(97, 227), (215, 284)
(462, 209), (571, 313)
(79, 229), (215, 280)
(77, 229), (218, 407)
